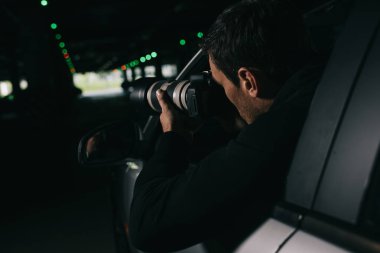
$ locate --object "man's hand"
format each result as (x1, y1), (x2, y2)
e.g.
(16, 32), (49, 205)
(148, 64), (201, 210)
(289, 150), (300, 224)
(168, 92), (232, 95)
(156, 89), (202, 143)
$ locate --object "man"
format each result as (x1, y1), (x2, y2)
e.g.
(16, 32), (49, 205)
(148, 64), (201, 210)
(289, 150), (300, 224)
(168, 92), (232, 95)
(129, 0), (325, 252)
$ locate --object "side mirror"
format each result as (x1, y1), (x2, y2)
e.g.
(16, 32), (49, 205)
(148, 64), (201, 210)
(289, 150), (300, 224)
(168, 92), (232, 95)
(78, 120), (141, 166)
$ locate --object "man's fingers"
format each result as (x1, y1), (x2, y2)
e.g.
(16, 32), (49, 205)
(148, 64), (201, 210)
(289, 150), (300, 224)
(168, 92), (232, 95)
(156, 89), (171, 112)
(156, 89), (176, 132)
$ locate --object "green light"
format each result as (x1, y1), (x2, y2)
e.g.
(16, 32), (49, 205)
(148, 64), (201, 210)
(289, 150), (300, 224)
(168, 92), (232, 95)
(59, 42), (65, 48)
(55, 34), (62, 40)
(151, 52), (157, 58)
(8, 95), (14, 101)
(62, 49), (68, 54)
(41, 0), (48, 6)
(197, 32), (204, 38)
(50, 23), (58, 30)
(140, 57), (146, 63)
(179, 39), (186, 46)
(146, 54), (152, 60)
(134, 60), (140, 66)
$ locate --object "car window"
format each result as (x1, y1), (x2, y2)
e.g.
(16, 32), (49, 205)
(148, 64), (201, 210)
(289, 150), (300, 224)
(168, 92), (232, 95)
(285, 0), (378, 209)
(313, 10), (380, 223)
(274, 0), (380, 251)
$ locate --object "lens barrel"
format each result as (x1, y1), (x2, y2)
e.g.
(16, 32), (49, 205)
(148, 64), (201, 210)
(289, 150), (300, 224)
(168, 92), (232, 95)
(128, 72), (213, 118)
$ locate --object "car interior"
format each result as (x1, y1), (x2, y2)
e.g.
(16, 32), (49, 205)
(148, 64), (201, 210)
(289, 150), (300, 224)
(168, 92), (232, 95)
(1, 0), (379, 252)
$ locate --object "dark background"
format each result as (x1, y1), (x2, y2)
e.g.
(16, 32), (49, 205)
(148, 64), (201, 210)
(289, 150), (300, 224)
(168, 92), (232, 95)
(0, 0), (343, 252)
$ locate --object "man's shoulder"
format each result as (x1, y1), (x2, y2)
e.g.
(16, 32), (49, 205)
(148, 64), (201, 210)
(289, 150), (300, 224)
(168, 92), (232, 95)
(236, 84), (319, 153)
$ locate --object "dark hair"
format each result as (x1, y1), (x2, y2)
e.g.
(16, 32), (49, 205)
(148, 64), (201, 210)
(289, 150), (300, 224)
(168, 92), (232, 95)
(202, 0), (312, 91)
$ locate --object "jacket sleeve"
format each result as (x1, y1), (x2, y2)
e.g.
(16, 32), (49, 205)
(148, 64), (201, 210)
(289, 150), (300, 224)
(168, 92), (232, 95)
(129, 130), (274, 252)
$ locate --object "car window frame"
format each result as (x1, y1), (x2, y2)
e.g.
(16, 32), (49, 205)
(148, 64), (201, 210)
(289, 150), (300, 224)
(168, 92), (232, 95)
(285, 0), (380, 212)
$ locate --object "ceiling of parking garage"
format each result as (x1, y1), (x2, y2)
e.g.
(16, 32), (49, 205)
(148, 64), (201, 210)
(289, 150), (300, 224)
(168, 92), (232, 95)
(0, 0), (332, 78)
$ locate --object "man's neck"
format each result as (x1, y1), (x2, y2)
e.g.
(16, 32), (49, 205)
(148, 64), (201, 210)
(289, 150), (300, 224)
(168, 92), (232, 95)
(247, 98), (274, 124)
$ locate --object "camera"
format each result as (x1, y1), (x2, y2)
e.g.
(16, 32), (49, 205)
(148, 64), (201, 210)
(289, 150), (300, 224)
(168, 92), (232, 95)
(128, 71), (215, 118)
(127, 49), (236, 121)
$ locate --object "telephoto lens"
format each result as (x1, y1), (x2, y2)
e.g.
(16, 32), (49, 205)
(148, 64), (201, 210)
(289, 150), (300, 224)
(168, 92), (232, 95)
(128, 71), (215, 118)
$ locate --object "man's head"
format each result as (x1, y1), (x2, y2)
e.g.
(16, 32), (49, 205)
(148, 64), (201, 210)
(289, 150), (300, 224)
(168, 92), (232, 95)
(202, 0), (311, 123)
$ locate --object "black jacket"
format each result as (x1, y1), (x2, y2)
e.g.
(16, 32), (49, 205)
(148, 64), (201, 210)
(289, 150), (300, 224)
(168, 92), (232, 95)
(129, 60), (325, 252)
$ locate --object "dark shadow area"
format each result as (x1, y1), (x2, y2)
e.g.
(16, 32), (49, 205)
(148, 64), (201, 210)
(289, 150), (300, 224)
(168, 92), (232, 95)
(0, 89), (133, 252)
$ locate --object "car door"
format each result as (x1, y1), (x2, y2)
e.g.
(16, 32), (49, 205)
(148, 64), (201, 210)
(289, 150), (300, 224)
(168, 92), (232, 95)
(235, 0), (380, 252)
(282, 0), (380, 250)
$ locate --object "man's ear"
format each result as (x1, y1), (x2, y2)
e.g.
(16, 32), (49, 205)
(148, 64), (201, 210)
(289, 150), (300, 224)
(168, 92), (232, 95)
(237, 67), (259, 97)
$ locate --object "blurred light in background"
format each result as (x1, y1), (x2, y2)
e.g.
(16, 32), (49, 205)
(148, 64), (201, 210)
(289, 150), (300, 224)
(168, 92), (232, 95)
(50, 23), (58, 30)
(41, 0), (48, 7)
(126, 69), (133, 82)
(73, 71), (123, 96)
(0, 81), (13, 97)
(134, 67), (142, 80)
(20, 79), (29, 90)
(162, 64), (177, 78)
(144, 66), (156, 77)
